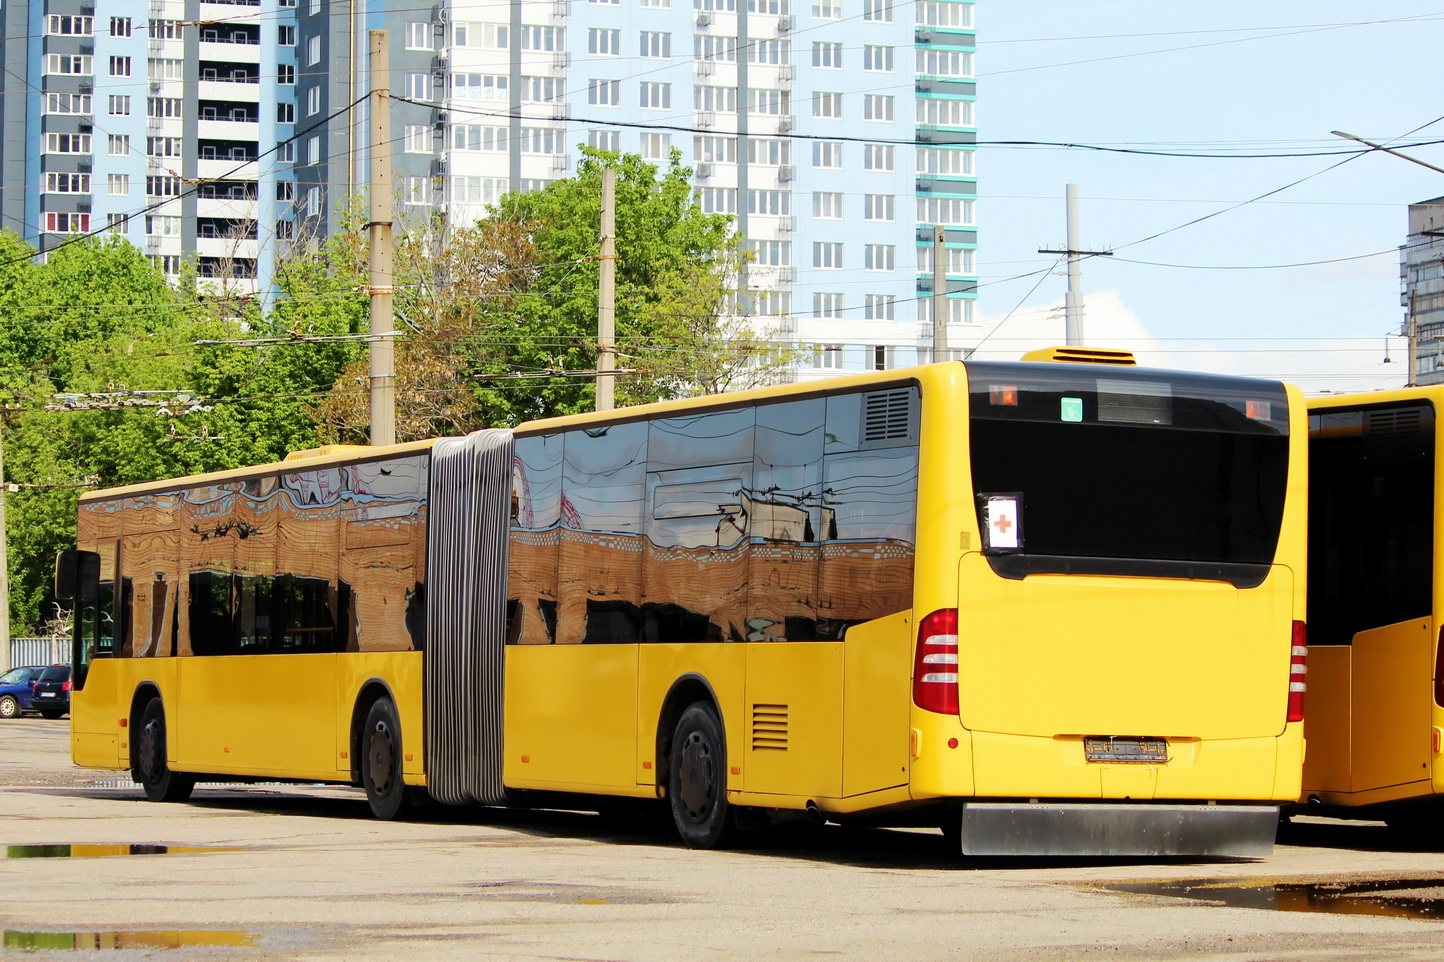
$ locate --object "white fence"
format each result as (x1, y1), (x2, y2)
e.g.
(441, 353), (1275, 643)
(10, 637), (69, 668)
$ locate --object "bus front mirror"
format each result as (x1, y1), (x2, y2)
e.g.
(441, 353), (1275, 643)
(54, 549), (101, 604)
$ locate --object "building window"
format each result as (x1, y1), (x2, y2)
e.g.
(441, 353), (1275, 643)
(44, 172), (91, 193)
(694, 135), (736, 162)
(813, 92), (841, 119)
(45, 133), (92, 153)
(919, 245), (975, 275)
(863, 94), (894, 122)
(523, 76), (564, 102)
(641, 0), (672, 7)
(452, 124), (509, 152)
(307, 85), (321, 115)
(640, 31), (672, 58)
(917, 197), (975, 226)
(453, 73), (508, 100)
(752, 88), (789, 115)
(864, 144), (894, 171)
(748, 190), (789, 215)
(45, 54), (93, 76)
(816, 345), (844, 369)
(917, 48), (973, 77)
(307, 35), (322, 66)
(589, 28), (620, 55)
(278, 142), (295, 162)
(696, 188), (737, 215)
(107, 95), (129, 116)
(814, 292), (844, 317)
(277, 181), (295, 201)
(749, 138), (789, 164)
(520, 26), (564, 50)
(863, 45), (894, 71)
(812, 42), (841, 68)
(46, 15), (93, 35)
(589, 129), (620, 151)
(145, 215), (181, 236)
(588, 80), (620, 106)
(864, 194), (895, 221)
(110, 17), (132, 37)
(640, 82), (672, 109)
(278, 65), (296, 85)
(814, 242), (843, 269)
(917, 147), (972, 176)
(749, 39), (789, 64)
(279, 25), (296, 45)
(813, 192), (842, 218)
(916, 0), (972, 27)
(812, 0), (841, 18)
(642, 132), (671, 160)
(917, 98), (973, 126)
(406, 22), (434, 50)
(149, 59), (184, 80)
(747, 239), (791, 266)
(864, 244), (895, 271)
(404, 177), (432, 206)
(862, 0), (892, 21)
(150, 20), (183, 40)
(45, 93), (94, 115)
(696, 85), (739, 112)
(148, 97), (183, 118)
(147, 137), (183, 157)
(107, 134), (129, 156)
(405, 124), (431, 153)
(865, 296), (896, 321)
(307, 136), (320, 165)
(147, 176), (182, 197)
(406, 73), (431, 100)
(44, 212), (90, 234)
(696, 36), (738, 62)
(278, 102), (295, 123)
(752, 290), (790, 315)
(107, 213), (129, 230)
(812, 141), (843, 169)
(276, 219), (294, 240)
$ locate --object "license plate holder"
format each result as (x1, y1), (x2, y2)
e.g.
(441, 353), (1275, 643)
(1084, 736), (1167, 763)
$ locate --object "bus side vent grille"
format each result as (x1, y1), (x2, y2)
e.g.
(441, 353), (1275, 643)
(1365, 405), (1431, 463)
(862, 388), (917, 445)
(751, 703), (789, 751)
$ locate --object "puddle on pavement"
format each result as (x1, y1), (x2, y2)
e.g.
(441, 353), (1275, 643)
(5, 844), (240, 859)
(1105, 877), (1444, 921)
(2, 930), (258, 951)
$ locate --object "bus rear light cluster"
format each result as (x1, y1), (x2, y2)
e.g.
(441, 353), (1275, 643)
(1287, 620), (1306, 723)
(913, 609), (959, 715)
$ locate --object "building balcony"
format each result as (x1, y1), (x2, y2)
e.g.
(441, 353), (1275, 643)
(198, 118), (259, 142)
(198, 158), (258, 181)
(198, 80), (260, 103)
(199, 40), (261, 64)
(197, 235), (259, 260)
(197, 197), (258, 220)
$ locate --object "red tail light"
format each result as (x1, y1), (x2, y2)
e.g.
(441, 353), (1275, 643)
(62, 680), (73, 693)
(1286, 621), (1306, 723)
(913, 609), (959, 715)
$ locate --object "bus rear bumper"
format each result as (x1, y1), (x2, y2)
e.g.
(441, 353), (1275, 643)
(957, 801), (1278, 857)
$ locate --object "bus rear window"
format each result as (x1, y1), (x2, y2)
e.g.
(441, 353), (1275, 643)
(967, 363), (1290, 586)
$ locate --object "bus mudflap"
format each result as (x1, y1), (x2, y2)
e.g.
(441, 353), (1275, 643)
(956, 802), (1278, 857)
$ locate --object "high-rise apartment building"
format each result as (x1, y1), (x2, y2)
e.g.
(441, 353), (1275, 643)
(3, 0), (977, 375)
(1403, 196), (1444, 386)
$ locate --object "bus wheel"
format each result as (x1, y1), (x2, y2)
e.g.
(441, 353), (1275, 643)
(134, 698), (195, 803)
(0, 695), (20, 718)
(361, 698), (410, 821)
(668, 702), (735, 849)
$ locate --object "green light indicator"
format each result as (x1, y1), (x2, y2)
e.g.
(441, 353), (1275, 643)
(1061, 397), (1083, 422)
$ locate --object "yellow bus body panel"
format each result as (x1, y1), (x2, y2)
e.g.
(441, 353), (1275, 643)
(70, 657), (131, 770)
(742, 642), (844, 799)
(635, 643), (746, 791)
(502, 644), (640, 792)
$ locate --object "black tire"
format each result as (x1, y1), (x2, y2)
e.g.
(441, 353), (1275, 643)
(133, 698), (195, 803)
(361, 698), (410, 821)
(40, 710), (64, 720)
(0, 695), (21, 719)
(668, 702), (735, 849)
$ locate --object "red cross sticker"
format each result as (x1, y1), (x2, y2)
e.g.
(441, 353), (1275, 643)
(987, 497), (1019, 549)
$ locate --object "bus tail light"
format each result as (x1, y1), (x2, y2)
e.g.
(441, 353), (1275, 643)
(1435, 626), (1444, 708)
(1287, 621), (1306, 723)
(913, 609), (959, 715)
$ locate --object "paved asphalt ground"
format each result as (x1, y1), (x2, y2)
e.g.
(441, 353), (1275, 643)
(2, 716), (1443, 960)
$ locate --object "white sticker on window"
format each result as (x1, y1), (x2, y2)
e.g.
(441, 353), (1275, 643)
(984, 496), (1020, 550)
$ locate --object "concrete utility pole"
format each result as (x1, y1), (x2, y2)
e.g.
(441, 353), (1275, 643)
(596, 168), (617, 412)
(1039, 184), (1112, 346)
(367, 30), (396, 446)
(0, 425), (8, 674)
(931, 225), (948, 362)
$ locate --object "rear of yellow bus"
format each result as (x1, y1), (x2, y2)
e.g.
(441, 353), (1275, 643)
(908, 359), (1306, 855)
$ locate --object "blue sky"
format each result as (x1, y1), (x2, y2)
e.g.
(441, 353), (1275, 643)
(969, 3), (1444, 393)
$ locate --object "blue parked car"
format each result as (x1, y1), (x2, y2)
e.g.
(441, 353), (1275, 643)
(0, 666), (47, 719)
(31, 665), (71, 719)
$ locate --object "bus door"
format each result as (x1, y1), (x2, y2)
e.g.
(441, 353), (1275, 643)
(1308, 401), (1435, 797)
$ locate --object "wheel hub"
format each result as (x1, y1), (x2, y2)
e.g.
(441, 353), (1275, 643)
(368, 722), (395, 796)
(679, 731), (716, 821)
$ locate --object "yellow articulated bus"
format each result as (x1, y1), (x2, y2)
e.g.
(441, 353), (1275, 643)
(1302, 386), (1443, 829)
(56, 351), (1307, 855)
